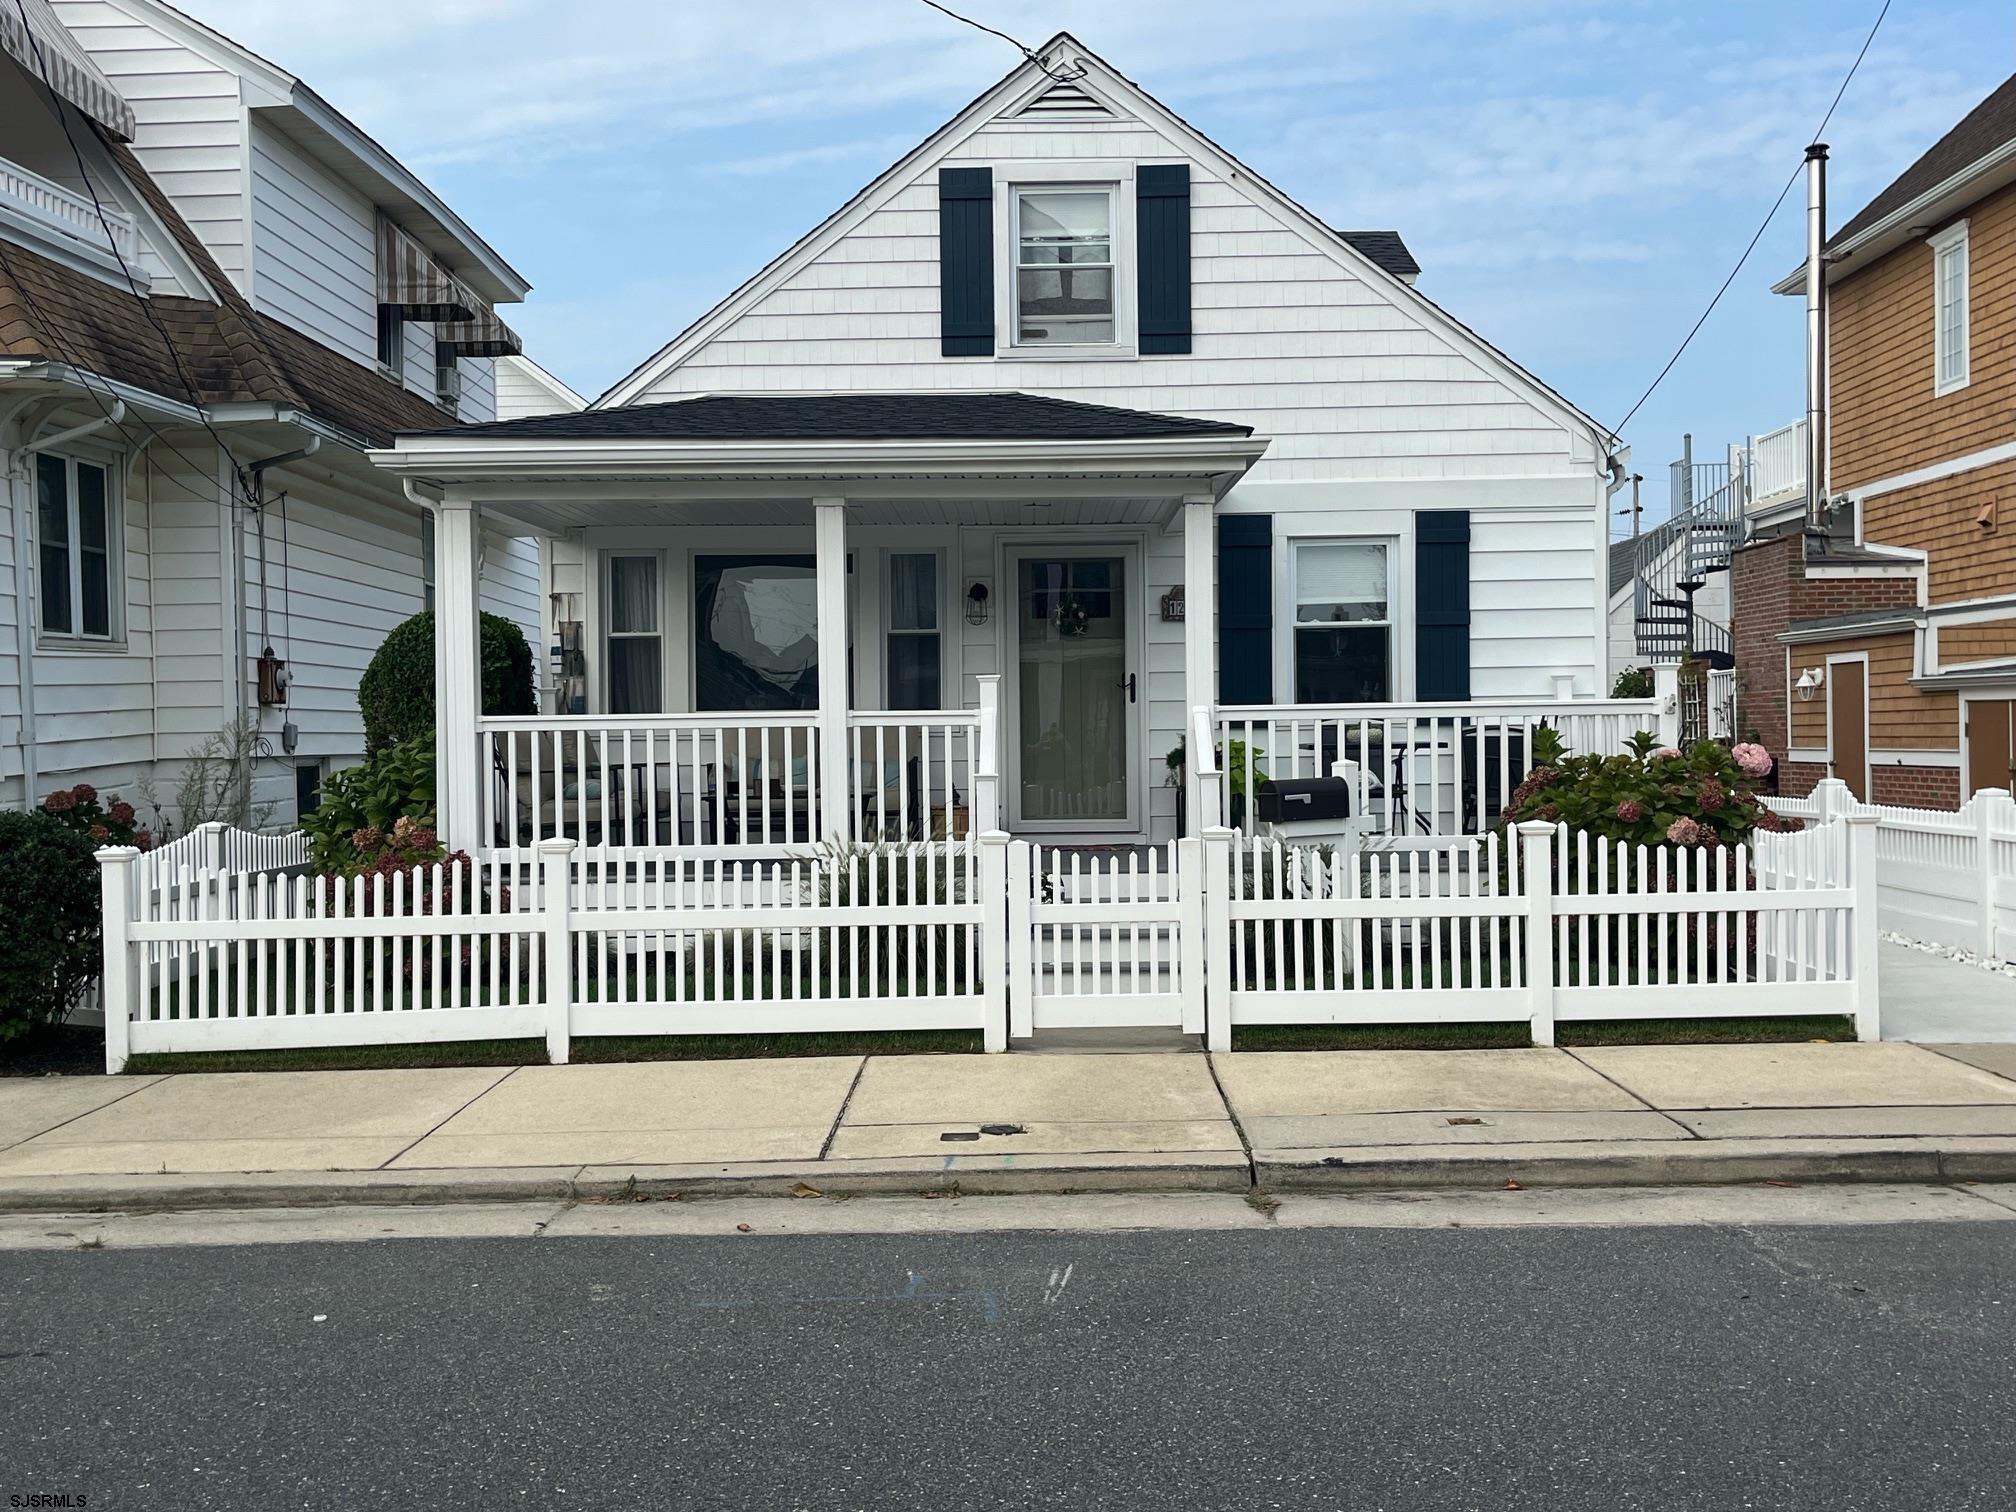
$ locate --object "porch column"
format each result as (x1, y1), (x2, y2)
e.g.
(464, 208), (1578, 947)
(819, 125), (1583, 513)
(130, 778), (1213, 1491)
(1182, 493), (1217, 826)
(814, 496), (850, 842)
(434, 496), (484, 852)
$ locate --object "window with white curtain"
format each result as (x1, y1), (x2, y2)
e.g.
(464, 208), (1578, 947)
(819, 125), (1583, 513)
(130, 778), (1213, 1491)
(605, 553), (662, 714)
(1014, 188), (1115, 345)
(1933, 220), (1971, 395)
(885, 552), (941, 710)
(1292, 540), (1391, 704)
(37, 452), (117, 641)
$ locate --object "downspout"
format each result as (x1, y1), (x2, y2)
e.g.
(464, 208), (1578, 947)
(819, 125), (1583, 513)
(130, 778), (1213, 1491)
(11, 400), (128, 809)
(1804, 143), (1830, 537)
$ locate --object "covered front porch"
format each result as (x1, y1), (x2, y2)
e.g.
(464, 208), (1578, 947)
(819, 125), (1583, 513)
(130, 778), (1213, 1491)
(376, 394), (1270, 864)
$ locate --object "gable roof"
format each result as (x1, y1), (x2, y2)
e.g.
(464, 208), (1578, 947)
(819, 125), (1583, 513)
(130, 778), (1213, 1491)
(403, 391), (1252, 442)
(1832, 71), (2016, 249)
(3, 128), (456, 446)
(595, 33), (1606, 450)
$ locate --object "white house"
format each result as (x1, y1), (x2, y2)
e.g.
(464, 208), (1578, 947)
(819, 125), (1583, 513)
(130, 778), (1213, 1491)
(374, 33), (1628, 861)
(2, 0), (541, 829)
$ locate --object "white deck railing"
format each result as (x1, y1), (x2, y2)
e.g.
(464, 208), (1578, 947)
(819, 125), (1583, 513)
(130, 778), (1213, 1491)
(0, 156), (139, 267)
(478, 695), (995, 863)
(1749, 419), (1807, 503)
(1210, 696), (1667, 842)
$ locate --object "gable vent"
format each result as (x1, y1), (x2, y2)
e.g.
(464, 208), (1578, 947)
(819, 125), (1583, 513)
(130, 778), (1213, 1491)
(1013, 81), (1114, 120)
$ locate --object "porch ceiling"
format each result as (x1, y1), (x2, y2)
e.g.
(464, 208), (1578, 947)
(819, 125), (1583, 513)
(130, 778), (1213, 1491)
(509, 495), (1187, 531)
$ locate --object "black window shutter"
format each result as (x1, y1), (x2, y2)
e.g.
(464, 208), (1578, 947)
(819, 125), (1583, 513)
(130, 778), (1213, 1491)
(938, 167), (993, 357)
(1217, 513), (1272, 704)
(1415, 510), (1471, 701)
(1137, 164), (1192, 355)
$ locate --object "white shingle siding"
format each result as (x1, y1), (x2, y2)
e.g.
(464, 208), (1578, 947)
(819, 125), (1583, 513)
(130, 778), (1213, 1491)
(621, 104), (1608, 728)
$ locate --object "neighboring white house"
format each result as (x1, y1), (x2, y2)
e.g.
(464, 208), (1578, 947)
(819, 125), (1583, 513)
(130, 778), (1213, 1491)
(372, 32), (1629, 857)
(1, 0), (542, 829)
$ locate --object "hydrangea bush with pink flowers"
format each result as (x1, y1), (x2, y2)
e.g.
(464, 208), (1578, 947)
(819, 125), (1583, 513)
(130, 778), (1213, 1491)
(301, 736), (437, 875)
(38, 782), (152, 851)
(1497, 728), (1799, 851)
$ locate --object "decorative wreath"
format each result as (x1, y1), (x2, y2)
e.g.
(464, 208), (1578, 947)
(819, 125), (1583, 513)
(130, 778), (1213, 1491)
(1052, 593), (1092, 637)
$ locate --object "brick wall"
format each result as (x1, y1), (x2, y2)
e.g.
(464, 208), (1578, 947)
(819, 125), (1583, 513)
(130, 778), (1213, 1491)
(1871, 763), (1962, 808)
(1729, 530), (1927, 770)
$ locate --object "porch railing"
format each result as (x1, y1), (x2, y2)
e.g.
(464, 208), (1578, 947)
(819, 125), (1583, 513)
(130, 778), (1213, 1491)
(477, 685), (998, 862)
(1210, 695), (1669, 843)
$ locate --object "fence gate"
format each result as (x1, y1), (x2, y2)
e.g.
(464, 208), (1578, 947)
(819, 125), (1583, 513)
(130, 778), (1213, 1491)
(1006, 840), (1203, 1036)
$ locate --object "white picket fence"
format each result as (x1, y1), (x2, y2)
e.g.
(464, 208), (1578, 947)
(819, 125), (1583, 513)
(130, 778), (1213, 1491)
(96, 816), (1883, 1070)
(1767, 780), (2016, 962)
(1214, 817), (1877, 1047)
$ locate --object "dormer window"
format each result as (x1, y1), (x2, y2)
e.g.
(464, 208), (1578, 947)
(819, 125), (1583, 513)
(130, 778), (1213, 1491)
(1014, 188), (1115, 345)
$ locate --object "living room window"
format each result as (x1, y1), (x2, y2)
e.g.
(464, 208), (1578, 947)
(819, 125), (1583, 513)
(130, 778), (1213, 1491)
(1291, 540), (1391, 704)
(1933, 219), (1970, 395)
(693, 554), (819, 712)
(36, 452), (118, 642)
(606, 553), (663, 714)
(885, 552), (942, 710)
(1013, 187), (1116, 345)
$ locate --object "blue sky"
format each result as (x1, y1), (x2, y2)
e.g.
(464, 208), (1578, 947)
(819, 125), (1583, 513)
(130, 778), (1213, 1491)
(204, 0), (2014, 527)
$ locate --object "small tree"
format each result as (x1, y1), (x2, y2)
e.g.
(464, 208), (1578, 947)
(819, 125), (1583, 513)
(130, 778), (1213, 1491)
(358, 611), (536, 754)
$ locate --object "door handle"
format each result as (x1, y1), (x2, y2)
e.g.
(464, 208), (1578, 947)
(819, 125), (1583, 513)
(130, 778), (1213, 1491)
(1119, 672), (1137, 703)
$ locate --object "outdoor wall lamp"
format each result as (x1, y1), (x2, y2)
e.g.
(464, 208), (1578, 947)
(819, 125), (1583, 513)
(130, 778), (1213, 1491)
(1795, 667), (1825, 702)
(966, 581), (991, 626)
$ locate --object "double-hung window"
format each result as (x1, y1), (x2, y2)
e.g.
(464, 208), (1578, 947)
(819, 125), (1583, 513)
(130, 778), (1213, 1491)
(886, 552), (941, 710)
(1291, 541), (1391, 704)
(1014, 188), (1115, 345)
(1933, 220), (1971, 395)
(606, 553), (663, 714)
(37, 453), (116, 642)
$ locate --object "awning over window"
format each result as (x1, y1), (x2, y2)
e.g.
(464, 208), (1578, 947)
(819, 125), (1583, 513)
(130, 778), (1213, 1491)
(376, 217), (478, 322)
(2, 0), (137, 141)
(436, 308), (522, 359)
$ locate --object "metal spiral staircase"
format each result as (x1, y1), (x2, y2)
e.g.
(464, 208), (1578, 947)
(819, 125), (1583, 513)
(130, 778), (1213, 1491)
(1631, 450), (1742, 667)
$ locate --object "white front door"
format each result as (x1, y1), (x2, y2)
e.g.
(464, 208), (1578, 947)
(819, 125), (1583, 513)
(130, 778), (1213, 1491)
(1007, 548), (1140, 833)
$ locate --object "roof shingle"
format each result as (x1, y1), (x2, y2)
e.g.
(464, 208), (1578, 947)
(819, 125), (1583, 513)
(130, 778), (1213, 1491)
(411, 391), (1255, 442)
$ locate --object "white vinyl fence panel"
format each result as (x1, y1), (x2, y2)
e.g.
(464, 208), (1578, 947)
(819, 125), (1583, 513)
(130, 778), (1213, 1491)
(1767, 780), (2016, 962)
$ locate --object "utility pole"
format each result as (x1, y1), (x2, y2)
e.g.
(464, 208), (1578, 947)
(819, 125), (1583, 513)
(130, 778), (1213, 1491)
(1616, 473), (1644, 537)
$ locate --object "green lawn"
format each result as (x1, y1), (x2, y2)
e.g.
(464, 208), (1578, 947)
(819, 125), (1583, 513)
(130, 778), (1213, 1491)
(121, 1028), (984, 1076)
(1232, 1015), (1856, 1052)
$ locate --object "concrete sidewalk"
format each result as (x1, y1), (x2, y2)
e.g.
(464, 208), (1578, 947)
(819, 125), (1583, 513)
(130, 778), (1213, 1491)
(6, 1041), (2016, 1211)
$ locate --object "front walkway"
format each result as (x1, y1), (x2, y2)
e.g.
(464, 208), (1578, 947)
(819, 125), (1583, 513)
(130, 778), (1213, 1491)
(7, 1042), (2016, 1205)
(1878, 941), (2016, 1043)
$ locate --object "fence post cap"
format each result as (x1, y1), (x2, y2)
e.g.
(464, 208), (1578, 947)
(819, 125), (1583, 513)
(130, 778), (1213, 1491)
(1514, 820), (1560, 836)
(976, 829), (1010, 846)
(1839, 811), (1881, 826)
(1200, 824), (1239, 839)
(534, 837), (579, 856)
(94, 845), (141, 865)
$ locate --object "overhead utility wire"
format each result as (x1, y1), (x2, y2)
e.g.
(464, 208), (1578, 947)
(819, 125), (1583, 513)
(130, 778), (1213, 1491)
(915, 0), (1087, 82)
(1605, 0), (1892, 443)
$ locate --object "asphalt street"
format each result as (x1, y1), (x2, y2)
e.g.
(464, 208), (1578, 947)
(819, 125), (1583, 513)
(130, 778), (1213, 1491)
(5, 1216), (2014, 1510)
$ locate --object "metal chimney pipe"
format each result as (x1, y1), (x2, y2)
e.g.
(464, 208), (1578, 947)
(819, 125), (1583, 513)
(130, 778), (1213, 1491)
(1805, 143), (1829, 534)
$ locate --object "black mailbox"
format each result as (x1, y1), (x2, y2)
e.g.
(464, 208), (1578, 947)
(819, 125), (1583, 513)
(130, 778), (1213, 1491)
(1256, 776), (1353, 824)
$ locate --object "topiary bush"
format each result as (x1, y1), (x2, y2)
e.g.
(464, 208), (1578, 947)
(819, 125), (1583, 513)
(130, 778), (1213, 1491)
(0, 810), (103, 1040)
(358, 611), (536, 754)
(301, 736), (437, 874)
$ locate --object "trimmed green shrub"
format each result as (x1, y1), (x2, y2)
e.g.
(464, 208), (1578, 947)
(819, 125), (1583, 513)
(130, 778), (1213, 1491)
(1611, 666), (1655, 699)
(358, 611), (536, 754)
(0, 810), (102, 1040)
(302, 737), (437, 874)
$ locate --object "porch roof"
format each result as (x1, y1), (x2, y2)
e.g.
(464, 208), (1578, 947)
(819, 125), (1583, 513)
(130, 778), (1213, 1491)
(369, 391), (1269, 530)
(401, 391), (1254, 443)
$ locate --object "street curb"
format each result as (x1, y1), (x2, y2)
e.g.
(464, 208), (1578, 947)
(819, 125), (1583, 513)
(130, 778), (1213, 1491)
(7, 1138), (2016, 1214)
(1254, 1136), (2016, 1190)
(0, 1152), (1253, 1214)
